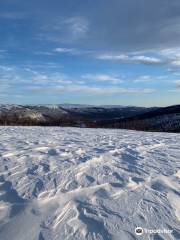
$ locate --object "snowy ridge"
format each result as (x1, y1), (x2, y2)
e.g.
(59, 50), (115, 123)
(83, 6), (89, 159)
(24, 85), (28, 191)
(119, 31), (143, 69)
(0, 127), (179, 240)
(1, 104), (180, 132)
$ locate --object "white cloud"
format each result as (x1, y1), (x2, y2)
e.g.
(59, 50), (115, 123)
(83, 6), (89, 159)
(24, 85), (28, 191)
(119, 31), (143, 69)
(131, 56), (162, 64)
(160, 48), (180, 58)
(133, 75), (153, 83)
(82, 74), (123, 84)
(54, 48), (75, 53)
(53, 47), (82, 55)
(97, 53), (163, 65)
(97, 54), (129, 61)
(160, 47), (180, 67)
(53, 47), (92, 56)
(97, 47), (180, 67)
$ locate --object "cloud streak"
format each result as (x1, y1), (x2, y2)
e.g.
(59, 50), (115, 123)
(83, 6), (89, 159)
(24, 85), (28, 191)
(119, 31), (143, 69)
(25, 85), (156, 95)
(81, 74), (123, 84)
(97, 53), (163, 65)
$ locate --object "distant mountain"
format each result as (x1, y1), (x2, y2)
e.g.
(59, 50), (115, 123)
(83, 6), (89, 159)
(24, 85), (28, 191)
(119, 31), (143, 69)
(101, 105), (180, 133)
(60, 103), (94, 109)
(0, 104), (179, 132)
(35, 103), (131, 109)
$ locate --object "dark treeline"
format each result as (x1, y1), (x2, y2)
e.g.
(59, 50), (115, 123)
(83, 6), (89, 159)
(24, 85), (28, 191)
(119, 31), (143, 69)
(0, 112), (180, 133)
(0, 113), (93, 127)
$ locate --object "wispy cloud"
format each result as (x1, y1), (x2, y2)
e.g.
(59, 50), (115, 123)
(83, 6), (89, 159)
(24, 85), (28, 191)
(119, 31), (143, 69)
(0, 65), (73, 88)
(97, 53), (163, 65)
(133, 75), (170, 84)
(33, 51), (55, 56)
(53, 47), (93, 56)
(53, 47), (84, 55)
(160, 47), (180, 67)
(63, 17), (89, 40)
(38, 16), (89, 44)
(96, 47), (180, 68)
(31, 72), (73, 85)
(25, 84), (156, 95)
(81, 74), (123, 84)
(54, 48), (76, 54)
(133, 75), (153, 83)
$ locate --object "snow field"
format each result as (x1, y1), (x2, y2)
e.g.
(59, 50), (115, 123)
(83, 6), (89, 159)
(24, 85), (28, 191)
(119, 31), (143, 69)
(0, 127), (179, 240)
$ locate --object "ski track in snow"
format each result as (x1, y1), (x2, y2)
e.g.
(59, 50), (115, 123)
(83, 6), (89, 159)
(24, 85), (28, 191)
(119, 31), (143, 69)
(0, 127), (179, 240)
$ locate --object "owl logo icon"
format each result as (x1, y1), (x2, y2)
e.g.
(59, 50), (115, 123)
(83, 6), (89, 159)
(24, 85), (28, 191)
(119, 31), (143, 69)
(135, 227), (144, 236)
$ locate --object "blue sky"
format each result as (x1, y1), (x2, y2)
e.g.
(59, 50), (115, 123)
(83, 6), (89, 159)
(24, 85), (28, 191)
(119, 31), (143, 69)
(0, 0), (180, 106)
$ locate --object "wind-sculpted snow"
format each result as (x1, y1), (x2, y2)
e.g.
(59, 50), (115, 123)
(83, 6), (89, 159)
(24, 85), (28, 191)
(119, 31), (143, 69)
(0, 127), (179, 240)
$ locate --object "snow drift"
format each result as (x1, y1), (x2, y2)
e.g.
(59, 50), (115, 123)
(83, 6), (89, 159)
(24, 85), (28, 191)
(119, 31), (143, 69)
(0, 127), (179, 240)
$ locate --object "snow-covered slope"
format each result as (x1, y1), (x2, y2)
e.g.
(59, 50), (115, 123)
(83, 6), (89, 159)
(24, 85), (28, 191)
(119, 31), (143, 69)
(0, 127), (179, 240)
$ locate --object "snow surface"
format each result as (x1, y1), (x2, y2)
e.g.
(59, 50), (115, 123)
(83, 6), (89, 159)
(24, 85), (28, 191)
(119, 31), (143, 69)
(0, 127), (179, 240)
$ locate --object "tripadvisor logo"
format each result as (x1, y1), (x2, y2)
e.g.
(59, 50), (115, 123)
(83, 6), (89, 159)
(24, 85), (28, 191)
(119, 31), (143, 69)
(135, 227), (144, 236)
(135, 227), (173, 236)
